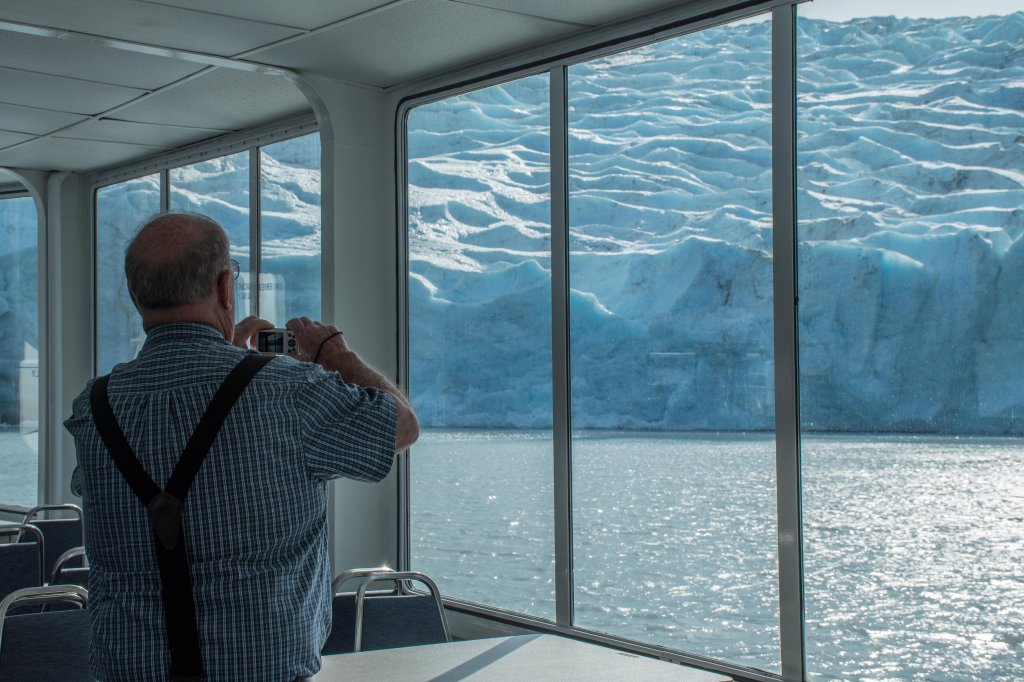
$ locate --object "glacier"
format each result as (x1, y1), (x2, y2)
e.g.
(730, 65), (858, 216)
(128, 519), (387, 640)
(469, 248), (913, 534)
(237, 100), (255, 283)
(2, 13), (1021, 435)
(407, 13), (1024, 433)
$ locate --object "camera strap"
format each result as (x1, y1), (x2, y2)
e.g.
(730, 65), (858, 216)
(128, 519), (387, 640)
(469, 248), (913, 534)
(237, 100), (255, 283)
(89, 353), (273, 682)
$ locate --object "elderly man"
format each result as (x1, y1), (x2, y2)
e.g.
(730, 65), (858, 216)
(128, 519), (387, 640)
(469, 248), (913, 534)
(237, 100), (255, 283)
(65, 211), (418, 682)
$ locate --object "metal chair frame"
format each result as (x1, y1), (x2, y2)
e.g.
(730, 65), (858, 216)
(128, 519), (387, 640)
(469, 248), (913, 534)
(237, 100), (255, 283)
(0, 525), (45, 589)
(50, 547), (89, 585)
(0, 585), (89, 656)
(330, 565), (395, 594)
(353, 571), (451, 652)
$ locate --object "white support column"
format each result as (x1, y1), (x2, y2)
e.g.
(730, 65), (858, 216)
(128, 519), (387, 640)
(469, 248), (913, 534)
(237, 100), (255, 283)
(293, 74), (399, 573)
(44, 172), (95, 505)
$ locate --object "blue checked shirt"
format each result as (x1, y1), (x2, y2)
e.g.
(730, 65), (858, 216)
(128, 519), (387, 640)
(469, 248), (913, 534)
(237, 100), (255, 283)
(65, 323), (397, 682)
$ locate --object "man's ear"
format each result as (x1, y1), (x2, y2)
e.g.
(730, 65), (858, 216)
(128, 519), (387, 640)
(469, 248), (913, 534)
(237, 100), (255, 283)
(218, 271), (233, 311)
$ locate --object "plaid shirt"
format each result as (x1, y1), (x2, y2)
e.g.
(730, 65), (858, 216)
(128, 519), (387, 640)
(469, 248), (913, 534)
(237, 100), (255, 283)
(65, 323), (397, 682)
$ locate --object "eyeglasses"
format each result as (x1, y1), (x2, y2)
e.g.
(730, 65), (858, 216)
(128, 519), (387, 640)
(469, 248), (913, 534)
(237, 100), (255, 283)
(227, 259), (240, 280)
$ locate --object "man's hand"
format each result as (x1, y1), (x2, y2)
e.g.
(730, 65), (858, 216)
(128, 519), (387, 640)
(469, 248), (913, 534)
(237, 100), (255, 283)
(285, 316), (419, 451)
(286, 317), (347, 362)
(232, 315), (275, 350)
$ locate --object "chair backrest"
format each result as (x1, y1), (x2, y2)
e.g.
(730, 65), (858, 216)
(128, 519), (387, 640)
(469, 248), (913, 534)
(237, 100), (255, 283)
(0, 585), (91, 682)
(353, 571), (451, 653)
(0, 526), (44, 605)
(20, 505), (84, 579)
(322, 566), (395, 655)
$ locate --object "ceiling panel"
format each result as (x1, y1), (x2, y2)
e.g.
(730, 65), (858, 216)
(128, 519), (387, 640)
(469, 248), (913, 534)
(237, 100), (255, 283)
(0, 0), (301, 57)
(0, 31), (205, 89)
(456, 0), (698, 26)
(58, 119), (231, 148)
(0, 103), (88, 135)
(114, 68), (309, 129)
(0, 68), (146, 115)
(0, 137), (165, 172)
(255, 0), (577, 87)
(0, 130), (34, 149)
(136, 0), (394, 32)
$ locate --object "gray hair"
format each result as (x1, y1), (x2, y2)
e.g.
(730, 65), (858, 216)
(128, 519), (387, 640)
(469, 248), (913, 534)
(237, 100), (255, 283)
(125, 212), (231, 309)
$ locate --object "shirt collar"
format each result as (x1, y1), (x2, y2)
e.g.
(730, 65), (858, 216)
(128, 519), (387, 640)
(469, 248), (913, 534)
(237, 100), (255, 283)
(140, 322), (228, 353)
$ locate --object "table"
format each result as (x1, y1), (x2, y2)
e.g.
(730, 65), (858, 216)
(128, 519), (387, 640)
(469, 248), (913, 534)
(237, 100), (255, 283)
(314, 634), (732, 681)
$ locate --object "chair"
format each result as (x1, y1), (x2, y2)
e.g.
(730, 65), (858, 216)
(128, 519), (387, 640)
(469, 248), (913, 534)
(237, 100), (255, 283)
(0, 525), (44, 605)
(50, 547), (89, 587)
(322, 566), (395, 655)
(0, 585), (91, 682)
(20, 505), (84, 580)
(353, 571), (451, 653)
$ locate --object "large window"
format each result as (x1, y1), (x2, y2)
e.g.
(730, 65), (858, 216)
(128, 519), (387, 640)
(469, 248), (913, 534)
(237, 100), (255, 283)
(0, 195), (39, 508)
(797, 3), (1024, 680)
(408, 74), (555, 618)
(406, 3), (1023, 680)
(568, 15), (777, 670)
(95, 131), (322, 371)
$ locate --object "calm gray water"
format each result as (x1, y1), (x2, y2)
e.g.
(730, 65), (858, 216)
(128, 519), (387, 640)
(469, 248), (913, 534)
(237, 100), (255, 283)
(410, 430), (1024, 681)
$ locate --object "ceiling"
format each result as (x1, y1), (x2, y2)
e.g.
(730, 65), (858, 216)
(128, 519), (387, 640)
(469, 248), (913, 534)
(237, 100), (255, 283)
(0, 0), (695, 176)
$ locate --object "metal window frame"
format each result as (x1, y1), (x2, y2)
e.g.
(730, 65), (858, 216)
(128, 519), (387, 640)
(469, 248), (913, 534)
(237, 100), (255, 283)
(397, 0), (809, 680)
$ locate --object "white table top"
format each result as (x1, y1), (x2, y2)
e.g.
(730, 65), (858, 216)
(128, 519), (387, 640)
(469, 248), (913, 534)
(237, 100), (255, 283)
(314, 634), (732, 681)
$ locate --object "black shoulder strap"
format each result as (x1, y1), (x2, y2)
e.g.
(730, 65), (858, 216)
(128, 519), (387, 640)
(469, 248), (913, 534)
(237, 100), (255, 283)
(89, 353), (273, 681)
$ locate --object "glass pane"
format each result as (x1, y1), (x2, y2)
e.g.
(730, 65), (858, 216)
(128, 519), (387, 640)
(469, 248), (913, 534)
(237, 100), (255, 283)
(407, 74), (554, 618)
(96, 174), (160, 376)
(568, 15), (778, 672)
(0, 196), (39, 507)
(797, 4), (1024, 680)
(259, 133), (322, 324)
(170, 152), (250, 321)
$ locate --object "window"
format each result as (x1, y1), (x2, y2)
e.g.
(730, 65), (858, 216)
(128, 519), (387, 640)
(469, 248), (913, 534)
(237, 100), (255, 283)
(797, 4), (1024, 680)
(95, 131), (321, 371)
(0, 195), (40, 507)
(259, 135), (322, 324)
(407, 74), (555, 618)
(568, 15), (777, 670)
(170, 152), (251, 321)
(96, 174), (160, 376)
(404, 4), (1024, 679)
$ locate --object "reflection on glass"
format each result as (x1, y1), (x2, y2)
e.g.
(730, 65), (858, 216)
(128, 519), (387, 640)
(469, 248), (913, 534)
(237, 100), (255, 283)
(0, 196), (39, 507)
(797, 3), (1024, 679)
(96, 174), (160, 375)
(260, 133), (322, 324)
(170, 152), (250, 320)
(407, 74), (554, 619)
(568, 16), (778, 672)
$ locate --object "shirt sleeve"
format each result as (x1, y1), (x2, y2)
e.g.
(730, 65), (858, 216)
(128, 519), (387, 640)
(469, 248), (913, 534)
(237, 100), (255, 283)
(296, 364), (398, 482)
(63, 380), (95, 498)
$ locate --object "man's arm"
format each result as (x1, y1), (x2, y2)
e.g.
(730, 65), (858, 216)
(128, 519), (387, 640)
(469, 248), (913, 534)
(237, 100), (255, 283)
(287, 317), (420, 452)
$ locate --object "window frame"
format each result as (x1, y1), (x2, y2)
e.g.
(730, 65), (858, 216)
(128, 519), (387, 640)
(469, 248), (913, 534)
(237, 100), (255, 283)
(396, 3), (801, 681)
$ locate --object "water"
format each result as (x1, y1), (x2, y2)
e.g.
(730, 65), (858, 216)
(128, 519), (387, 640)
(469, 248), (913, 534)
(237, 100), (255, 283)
(410, 430), (1024, 681)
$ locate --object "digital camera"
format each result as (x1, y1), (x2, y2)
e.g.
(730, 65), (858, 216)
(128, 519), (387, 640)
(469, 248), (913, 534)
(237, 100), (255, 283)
(255, 328), (298, 356)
